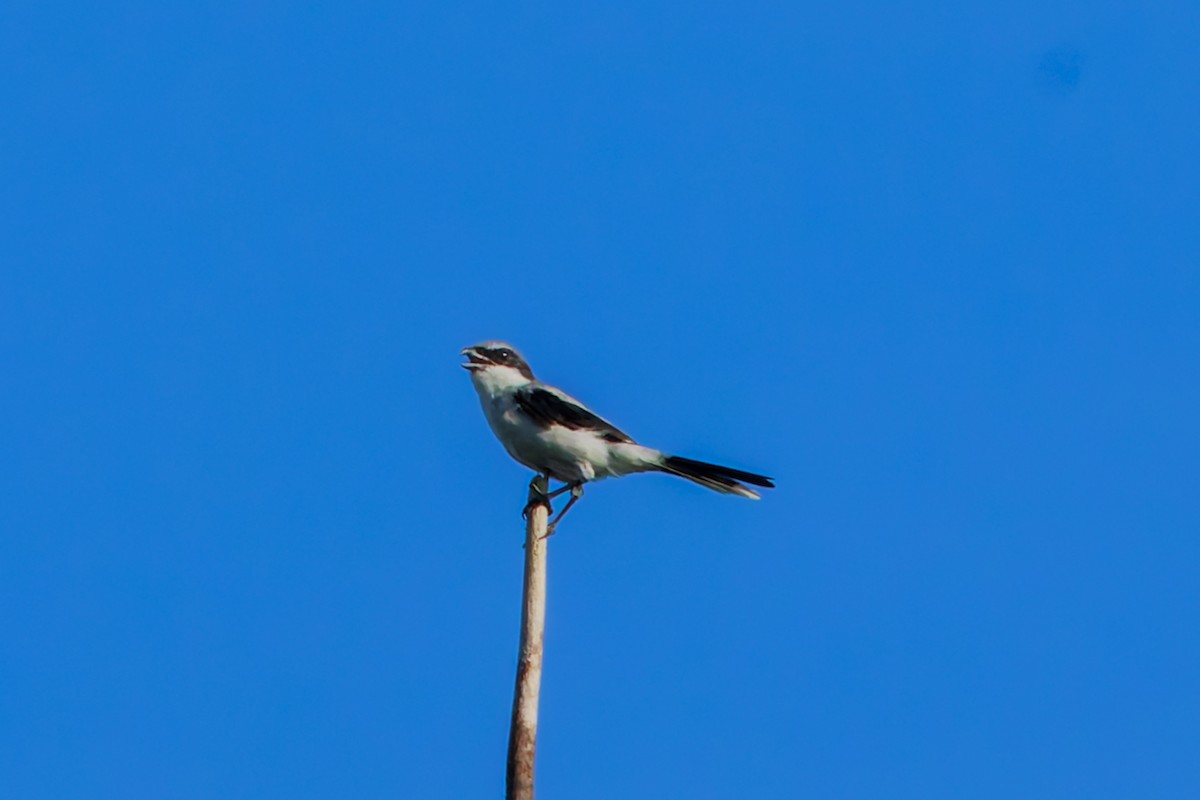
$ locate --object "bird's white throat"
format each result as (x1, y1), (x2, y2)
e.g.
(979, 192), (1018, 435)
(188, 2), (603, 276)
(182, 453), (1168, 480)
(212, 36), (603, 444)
(470, 364), (533, 398)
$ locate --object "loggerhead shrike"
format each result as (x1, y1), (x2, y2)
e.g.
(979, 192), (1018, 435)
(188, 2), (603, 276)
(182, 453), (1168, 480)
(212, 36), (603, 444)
(462, 341), (774, 533)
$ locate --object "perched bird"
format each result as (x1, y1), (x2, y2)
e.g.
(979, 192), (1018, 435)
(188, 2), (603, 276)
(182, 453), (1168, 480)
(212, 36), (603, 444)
(461, 341), (774, 533)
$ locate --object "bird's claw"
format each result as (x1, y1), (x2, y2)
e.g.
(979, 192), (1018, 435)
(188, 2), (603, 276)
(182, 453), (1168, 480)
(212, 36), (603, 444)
(521, 493), (552, 520)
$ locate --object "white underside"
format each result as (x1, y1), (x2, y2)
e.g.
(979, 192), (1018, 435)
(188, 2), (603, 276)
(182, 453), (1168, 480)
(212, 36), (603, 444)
(469, 366), (662, 484)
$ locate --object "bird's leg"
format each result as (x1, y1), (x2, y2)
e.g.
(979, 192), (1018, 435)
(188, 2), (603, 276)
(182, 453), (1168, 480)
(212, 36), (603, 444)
(545, 482), (585, 537)
(542, 483), (575, 501)
(521, 475), (567, 519)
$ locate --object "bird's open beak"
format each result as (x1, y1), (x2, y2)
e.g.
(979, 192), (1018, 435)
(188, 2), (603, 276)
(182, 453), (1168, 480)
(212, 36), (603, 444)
(460, 347), (489, 371)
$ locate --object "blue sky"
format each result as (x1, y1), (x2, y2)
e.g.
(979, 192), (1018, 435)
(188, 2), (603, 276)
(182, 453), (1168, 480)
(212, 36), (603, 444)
(2, 2), (1198, 797)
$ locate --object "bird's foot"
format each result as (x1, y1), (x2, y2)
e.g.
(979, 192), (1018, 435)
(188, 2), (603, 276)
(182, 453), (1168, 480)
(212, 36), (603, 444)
(522, 477), (554, 520)
(521, 494), (551, 520)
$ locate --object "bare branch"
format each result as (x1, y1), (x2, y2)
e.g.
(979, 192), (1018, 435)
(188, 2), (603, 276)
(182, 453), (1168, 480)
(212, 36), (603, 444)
(506, 476), (549, 800)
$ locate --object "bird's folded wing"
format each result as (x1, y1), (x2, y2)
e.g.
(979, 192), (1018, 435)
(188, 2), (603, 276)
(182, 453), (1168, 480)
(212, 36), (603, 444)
(514, 386), (634, 443)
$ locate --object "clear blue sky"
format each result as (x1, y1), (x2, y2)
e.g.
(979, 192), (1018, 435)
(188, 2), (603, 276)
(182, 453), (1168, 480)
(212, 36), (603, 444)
(2, 2), (1197, 798)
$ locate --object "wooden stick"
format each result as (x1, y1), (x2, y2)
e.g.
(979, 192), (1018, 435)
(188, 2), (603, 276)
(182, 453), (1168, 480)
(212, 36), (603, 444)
(506, 476), (549, 800)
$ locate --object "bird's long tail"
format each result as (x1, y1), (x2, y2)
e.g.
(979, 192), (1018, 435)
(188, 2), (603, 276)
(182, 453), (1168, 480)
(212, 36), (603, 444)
(655, 455), (775, 500)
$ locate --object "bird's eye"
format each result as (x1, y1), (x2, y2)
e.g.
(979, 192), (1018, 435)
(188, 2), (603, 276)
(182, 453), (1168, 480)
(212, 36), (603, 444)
(498, 349), (512, 361)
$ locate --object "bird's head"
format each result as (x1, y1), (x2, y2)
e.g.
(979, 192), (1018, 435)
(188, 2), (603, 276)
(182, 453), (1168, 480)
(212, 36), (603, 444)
(461, 341), (536, 392)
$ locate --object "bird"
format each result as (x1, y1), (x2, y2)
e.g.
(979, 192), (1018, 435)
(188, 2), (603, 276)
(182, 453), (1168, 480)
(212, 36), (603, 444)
(461, 341), (774, 534)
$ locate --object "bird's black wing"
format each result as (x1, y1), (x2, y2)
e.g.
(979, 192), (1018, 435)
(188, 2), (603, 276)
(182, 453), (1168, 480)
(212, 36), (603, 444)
(514, 386), (634, 444)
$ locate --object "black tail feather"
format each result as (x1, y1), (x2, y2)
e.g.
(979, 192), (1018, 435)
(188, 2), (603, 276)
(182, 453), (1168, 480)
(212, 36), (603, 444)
(657, 455), (775, 498)
(663, 456), (775, 488)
